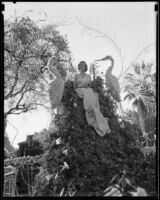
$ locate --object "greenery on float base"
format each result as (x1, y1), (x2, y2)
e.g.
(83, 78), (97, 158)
(33, 77), (156, 196)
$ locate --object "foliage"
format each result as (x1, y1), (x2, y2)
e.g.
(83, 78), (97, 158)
(4, 132), (16, 159)
(4, 133), (15, 153)
(33, 77), (156, 196)
(32, 165), (51, 196)
(103, 169), (147, 196)
(33, 129), (52, 151)
(89, 62), (101, 80)
(4, 154), (47, 196)
(4, 16), (72, 118)
(122, 62), (156, 136)
(122, 62), (156, 115)
(4, 154), (45, 167)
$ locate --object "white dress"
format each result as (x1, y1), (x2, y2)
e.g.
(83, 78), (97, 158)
(75, 73), (110, 137)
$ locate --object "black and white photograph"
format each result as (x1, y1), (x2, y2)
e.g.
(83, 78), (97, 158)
(2, 1), (158, 197)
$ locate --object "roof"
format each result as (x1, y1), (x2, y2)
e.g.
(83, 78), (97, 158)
(17, 141), (27, 145)
(18, 139), (39, 145)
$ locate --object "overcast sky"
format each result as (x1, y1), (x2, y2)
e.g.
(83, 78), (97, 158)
(3, 2), (156, 148)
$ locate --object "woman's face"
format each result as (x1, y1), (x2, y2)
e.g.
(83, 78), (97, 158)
(79, 64), (86, 73)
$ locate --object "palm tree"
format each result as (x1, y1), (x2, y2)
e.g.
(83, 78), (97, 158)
(122, 62), (156, 138)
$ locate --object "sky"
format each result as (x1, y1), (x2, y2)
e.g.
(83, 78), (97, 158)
(3, 2), (156, 148)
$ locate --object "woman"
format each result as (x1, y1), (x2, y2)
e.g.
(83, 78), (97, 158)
(74, 61), (110, 137)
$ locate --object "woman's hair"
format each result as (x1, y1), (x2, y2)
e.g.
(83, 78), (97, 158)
(78, 61), (88, 72)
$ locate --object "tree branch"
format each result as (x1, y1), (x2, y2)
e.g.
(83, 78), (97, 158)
(15, 91), (26, 108)
(4, 67), (19, 100)
(10, 81), (28, 99)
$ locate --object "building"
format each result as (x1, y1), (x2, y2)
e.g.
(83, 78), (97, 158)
(16, 135), (43, 157)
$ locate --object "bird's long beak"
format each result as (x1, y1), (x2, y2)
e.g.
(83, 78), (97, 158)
(94, 58), (103, 62)
(94, 56), (108, 62)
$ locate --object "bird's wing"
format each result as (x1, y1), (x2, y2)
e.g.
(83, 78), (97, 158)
(47, 57), (64, 110)
(48, 79), (64, 110)
(111, 76), (121, 93)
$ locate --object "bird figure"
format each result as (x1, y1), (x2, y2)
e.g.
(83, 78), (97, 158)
(95, 55), (121, 102)
(47, 56), (65, 113)
(95, 55), (114, 62)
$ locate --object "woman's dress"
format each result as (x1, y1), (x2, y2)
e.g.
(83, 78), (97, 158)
(75, 74), (110, 137)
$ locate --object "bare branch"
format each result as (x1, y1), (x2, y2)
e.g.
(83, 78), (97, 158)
(4, 47), (16, 58)
(15, 91), (26, 108)
(7, 110), (27, 115)
(6, 102), (35, 116)
(4, 15), (71, 118)
(10, 81), (28, 99)
(4, 67), (19, 100)
(6, 106), (23, 116)
(29, 102), (49, 111)
(4, 57), (17, 69)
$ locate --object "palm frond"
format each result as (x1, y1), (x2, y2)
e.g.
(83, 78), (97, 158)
(122, 62), (156, 135)
(123, 93), (135, 101)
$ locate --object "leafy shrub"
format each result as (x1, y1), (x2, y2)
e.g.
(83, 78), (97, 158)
(33, 77), (156, 196)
